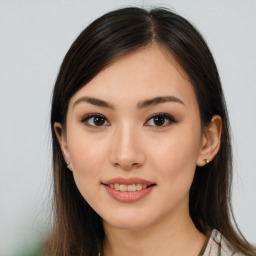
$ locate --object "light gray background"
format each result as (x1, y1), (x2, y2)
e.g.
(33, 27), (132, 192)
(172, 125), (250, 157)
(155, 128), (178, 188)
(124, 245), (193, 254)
(0, 0), (255, 255)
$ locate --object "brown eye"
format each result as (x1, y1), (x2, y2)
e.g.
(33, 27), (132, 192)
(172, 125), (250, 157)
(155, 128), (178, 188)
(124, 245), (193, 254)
(152, 116), (166, 126)
(145, 113), (177, 127)
(82, 114), (109, 127)
(93, 116), (106, 126)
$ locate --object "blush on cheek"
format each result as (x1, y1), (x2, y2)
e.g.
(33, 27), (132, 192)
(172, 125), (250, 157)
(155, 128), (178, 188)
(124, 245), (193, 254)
(153, 140), (197, 187)
(69, 137), (105, 165)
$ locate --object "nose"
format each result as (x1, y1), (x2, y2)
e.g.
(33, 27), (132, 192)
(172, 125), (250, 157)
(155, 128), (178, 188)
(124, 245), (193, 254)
(109, 124), (146, 170)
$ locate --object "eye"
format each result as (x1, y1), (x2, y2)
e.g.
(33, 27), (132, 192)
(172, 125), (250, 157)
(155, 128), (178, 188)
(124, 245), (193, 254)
(81, 114), (110, 127)
(145, 113), (177, 127)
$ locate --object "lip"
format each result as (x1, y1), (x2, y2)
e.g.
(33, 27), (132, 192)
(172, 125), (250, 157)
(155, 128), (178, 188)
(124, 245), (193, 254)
(102, 177), (156, 203)
(103, 177), (155, 186)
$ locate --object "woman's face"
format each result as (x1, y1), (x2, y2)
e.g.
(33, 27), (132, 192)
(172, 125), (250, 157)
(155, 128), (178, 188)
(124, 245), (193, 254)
(57, 45), (209, 230)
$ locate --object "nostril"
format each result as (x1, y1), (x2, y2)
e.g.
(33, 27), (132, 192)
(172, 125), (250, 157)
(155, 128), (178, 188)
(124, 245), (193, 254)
(132, 162), (140, 166)
(113, 161), (142, 170)
(110, 144), (146, 169)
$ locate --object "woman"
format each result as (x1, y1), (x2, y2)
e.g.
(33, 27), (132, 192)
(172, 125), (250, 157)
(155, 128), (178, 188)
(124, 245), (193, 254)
(44, 7), (256, 256)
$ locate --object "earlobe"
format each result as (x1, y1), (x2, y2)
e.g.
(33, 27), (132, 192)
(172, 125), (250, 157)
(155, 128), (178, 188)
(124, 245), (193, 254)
(197, 115), (222, 167)
(54, 122), (71, 168)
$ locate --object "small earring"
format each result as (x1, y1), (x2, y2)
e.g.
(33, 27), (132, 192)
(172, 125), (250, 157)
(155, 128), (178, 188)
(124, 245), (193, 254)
(204, 159), (210, 164)
(66, 161), (70, 167)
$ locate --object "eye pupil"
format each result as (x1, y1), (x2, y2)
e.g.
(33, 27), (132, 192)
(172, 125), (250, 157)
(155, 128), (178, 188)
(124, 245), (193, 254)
(94, 116), (105, 126)
(153, 116), (165, 126)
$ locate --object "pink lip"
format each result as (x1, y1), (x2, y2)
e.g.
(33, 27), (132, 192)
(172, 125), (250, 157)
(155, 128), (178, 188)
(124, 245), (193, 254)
(102, 177), (156, 203)
(103, 177), (155, 186)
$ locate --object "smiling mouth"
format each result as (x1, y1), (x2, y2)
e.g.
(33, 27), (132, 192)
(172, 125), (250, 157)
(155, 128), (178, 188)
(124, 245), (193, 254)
(105, 183), (155, 192)
(102, 179), (156, 202)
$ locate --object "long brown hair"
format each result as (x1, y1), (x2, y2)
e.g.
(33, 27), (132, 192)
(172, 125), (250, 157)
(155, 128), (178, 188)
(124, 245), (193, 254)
(44, 7), (256, 256)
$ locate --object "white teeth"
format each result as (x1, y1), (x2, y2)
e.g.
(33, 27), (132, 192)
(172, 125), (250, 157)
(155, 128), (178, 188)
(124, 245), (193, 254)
(119, 184), (128, 191)
(128, 184), (136, 192)
(109, 183), (150, 191)
(136, 184), (142, 191)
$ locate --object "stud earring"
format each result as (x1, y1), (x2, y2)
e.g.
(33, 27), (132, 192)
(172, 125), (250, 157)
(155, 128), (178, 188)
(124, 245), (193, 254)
(66, 161), (70, 167)
(204, 159), (210, 164)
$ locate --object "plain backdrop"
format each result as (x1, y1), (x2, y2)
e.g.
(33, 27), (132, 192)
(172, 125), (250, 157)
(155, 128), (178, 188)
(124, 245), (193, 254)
(0, 0), (255, 255)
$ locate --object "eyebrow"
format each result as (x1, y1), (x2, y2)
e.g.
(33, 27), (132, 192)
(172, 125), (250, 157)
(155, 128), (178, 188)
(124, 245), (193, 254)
(73, 95), (184, 110)
(73, 96), (115, 109)
(137, 96), (184, 108)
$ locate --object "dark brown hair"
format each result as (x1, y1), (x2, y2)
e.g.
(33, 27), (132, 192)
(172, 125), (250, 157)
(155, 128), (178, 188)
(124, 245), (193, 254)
(45, 7), (256, 256)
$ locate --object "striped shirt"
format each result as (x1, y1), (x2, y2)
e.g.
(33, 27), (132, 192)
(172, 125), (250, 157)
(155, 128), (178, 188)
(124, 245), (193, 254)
(201, 229), (245, 256)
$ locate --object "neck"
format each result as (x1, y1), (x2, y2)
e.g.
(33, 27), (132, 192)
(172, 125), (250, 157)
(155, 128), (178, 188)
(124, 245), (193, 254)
(103, 208), (206, 256)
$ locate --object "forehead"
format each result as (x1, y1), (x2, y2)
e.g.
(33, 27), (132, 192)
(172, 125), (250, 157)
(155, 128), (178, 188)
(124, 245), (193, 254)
(69, 45), (197, 107)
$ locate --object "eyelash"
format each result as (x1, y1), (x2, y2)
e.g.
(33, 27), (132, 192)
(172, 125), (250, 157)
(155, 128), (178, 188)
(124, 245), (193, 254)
(81, 113), (177, 128)
(145, 113), (177, 127)
(81, 113), (110, 127)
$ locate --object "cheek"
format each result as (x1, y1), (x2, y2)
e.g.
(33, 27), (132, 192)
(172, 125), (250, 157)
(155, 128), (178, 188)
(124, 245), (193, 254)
(67, 134), (108, 207)
(148, 127), (201, 187)
(67, 131), (108, 183)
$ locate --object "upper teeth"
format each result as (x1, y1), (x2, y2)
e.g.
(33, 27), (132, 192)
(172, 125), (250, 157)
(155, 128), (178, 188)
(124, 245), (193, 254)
(109, 184), (148, 192)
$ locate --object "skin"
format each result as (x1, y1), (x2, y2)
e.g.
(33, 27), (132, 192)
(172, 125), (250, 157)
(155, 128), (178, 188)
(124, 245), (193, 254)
(55, 45), (222, 256)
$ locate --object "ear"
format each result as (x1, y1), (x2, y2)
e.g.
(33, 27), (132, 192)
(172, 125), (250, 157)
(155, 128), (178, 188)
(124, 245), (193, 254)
(54, 122), (72, 170)
(197, 115), (222, 167)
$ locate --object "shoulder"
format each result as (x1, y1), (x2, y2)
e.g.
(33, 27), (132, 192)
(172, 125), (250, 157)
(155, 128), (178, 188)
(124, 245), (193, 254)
(203, 229), (246, 256)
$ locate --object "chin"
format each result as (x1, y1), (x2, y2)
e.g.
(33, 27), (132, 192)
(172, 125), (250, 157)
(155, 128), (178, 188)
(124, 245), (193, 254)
(105, 219), (150, 230)
(101, 210), (157, 231)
